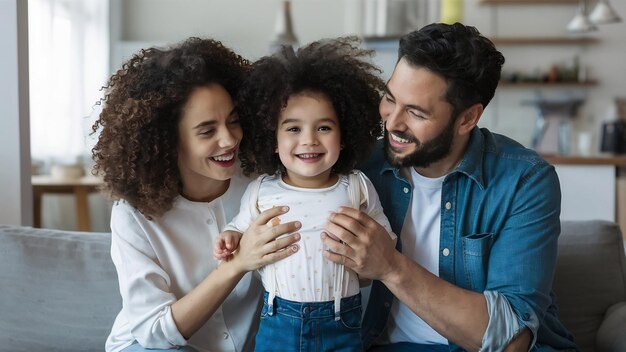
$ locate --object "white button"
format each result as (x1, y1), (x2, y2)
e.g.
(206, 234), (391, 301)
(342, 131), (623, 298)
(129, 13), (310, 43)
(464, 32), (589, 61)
(403, 187), (409, 194)
(445, 202), (451, 210)
(442, 248), (450, 257)
(206, 218), (213, 225)
(222, 332), (229, 339)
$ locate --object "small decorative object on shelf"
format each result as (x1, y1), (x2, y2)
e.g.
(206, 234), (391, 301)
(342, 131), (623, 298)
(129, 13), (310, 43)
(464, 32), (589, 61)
(600, 98), (626, 154)
(527, 99), (584, 155)
(500, 55), (594, 86)
(269, 0), (298, 53)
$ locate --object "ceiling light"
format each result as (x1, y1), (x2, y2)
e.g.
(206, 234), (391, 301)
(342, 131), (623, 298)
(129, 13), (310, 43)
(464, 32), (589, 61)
(589, 0), (622, 24)
(567, 0), (597, 33)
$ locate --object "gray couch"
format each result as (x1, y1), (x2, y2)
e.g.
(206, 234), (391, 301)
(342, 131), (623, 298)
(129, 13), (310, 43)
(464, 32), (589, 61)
(0, 221), (625, 351)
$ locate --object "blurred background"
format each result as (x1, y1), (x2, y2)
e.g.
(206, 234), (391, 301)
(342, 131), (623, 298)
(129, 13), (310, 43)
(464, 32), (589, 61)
(2, 0), (625, 235)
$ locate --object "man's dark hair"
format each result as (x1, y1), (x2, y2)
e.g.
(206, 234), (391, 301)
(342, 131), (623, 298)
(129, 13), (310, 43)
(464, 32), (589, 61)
(399, 22), (505, 118)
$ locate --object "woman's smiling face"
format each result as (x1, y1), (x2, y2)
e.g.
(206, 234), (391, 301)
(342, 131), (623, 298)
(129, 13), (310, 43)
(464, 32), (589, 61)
(177, 84), (242, 196)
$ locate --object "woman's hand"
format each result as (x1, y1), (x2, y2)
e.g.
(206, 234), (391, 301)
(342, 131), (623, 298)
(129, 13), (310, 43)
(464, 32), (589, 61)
(230, 206), (301, 273)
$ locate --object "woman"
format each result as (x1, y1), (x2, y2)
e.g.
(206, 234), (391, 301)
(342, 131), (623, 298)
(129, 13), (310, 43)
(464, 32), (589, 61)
(92, 38), (301, 352)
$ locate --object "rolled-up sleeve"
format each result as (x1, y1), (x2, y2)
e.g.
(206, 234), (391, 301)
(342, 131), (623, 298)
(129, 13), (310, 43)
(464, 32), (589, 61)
(481, 290), (537, 351)
(479, 163), (561, 351)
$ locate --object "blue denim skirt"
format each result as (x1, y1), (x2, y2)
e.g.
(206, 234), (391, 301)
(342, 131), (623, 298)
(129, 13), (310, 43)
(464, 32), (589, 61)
(255, 291), (363, 352)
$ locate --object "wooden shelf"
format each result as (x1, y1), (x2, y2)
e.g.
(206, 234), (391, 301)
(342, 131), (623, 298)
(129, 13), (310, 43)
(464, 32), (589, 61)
(490, 37), (600, 45)
(542, 155), (626, 167)
(499, 80), (598, 88)
(480, 0), (577, 4)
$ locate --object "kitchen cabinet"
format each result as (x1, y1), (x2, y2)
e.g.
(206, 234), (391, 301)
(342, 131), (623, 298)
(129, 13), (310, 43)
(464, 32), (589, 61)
(543, 155), (626, 230)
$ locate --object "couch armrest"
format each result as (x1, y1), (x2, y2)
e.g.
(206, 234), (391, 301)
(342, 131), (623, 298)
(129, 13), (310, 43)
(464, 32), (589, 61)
(596, 301), (626, 352)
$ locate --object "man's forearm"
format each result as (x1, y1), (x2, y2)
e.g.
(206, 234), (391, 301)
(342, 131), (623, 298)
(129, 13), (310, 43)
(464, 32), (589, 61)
(382, 252), (489, 352)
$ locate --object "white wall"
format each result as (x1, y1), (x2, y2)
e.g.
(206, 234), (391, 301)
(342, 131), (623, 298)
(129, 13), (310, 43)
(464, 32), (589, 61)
(110, 0), (626, 152)
(110, 0), (359, 71)
(0, 0), (32, 226)
(463, 0), (626, 149)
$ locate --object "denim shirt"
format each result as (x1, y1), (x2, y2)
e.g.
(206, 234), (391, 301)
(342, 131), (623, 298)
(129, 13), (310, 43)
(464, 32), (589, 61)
(360, 127), (577, 351)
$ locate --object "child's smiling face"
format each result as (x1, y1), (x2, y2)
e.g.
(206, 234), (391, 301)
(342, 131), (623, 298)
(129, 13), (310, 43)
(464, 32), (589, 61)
(276, 91), (341, 189)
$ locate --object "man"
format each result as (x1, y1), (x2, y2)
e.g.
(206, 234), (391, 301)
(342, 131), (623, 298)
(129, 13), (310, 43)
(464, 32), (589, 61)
(321, 23), (577, 351)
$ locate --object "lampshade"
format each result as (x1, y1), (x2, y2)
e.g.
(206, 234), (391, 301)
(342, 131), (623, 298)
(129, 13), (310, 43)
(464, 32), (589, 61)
(567, 0), (597, 33)
(589, 0), (622, 24)
(269, 0), (298, 53)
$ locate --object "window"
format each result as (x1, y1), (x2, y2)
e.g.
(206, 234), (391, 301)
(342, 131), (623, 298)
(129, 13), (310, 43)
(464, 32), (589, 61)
(28, 0), (109, 168)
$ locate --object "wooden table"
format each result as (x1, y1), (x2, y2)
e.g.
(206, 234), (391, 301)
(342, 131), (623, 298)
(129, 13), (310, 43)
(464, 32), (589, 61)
(32, 175), (103, 231)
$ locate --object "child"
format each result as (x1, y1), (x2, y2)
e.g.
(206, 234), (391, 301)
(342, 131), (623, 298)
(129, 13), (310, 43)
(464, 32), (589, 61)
(213, 37), (396, 351)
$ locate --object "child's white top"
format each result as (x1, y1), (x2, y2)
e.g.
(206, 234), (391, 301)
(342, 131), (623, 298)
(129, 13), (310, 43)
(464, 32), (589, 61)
(225, 171), (395, 302)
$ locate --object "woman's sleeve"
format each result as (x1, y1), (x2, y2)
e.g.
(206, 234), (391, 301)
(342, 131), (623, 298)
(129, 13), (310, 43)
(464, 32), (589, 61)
(110, 203), (187, 348)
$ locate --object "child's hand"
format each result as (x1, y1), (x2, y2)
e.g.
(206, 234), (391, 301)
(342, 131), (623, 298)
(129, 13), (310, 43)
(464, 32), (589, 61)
(213, 230), (243, 261)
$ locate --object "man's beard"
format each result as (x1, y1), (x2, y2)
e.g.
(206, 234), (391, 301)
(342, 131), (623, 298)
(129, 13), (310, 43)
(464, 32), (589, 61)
(384, 118), (455, 168)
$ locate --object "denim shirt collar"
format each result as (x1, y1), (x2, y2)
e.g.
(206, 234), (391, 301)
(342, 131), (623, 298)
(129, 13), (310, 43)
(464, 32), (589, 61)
(378, 127), (488, 189)
(454, 127), (487, 190)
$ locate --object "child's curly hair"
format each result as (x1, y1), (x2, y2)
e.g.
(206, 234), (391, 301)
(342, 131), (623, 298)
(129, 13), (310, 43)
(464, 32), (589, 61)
(237, 36), (384, 176)
(91, 38), (249, 218)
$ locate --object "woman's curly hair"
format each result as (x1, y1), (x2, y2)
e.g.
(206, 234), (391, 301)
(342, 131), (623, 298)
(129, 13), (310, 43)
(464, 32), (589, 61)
(237, 36), (384, 176)
(91, 37), (249, 218)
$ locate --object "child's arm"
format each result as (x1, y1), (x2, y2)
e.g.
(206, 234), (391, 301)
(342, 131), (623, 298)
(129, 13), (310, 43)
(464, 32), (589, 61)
(213, 230), (243, 261)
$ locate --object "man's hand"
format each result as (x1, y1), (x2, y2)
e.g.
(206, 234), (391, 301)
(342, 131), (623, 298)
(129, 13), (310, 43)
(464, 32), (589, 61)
(323, 207), (490, 352)
(321, 206), (398, 281)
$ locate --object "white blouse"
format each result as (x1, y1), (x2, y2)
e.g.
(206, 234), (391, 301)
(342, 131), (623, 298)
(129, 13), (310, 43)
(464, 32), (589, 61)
(225, 171), (395, 304)
(105, 171), (260, 352)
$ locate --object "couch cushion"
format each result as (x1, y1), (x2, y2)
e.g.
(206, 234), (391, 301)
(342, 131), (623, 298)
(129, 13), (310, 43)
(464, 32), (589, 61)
(554, 221), (626, 352)
(596, 301), (626, 352)
(0, 225), (120, 351)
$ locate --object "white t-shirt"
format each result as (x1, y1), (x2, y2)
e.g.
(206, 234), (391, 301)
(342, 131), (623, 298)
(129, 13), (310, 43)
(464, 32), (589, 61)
(225, 171), (396, 303)
(106, 171), (261, 352)
(386, 167), (447, 345)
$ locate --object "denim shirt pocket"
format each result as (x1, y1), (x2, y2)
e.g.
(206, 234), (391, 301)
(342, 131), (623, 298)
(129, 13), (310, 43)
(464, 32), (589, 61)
(461, 233), (495, 291)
